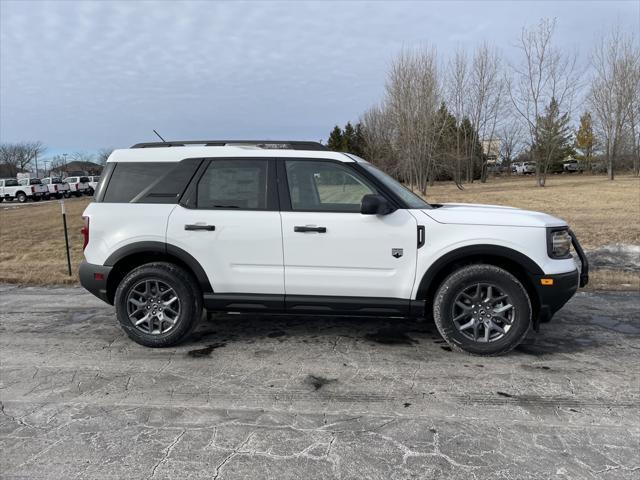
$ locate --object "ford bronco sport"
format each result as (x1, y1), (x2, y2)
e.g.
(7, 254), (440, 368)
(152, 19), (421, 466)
(79, 140), (588, 355)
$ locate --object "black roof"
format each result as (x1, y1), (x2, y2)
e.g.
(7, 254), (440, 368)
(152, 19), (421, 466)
(130, 140), (327, 151)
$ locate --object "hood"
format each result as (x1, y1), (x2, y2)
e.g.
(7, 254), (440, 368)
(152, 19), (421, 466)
(424, 203), (567, 228)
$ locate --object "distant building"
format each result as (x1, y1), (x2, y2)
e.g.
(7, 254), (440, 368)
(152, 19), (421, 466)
(482, 138), (501, 164)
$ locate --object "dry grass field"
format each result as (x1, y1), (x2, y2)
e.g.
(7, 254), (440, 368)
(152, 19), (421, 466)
(0, 174), (638, 289)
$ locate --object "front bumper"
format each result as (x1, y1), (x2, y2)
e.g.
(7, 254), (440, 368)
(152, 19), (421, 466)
(534, 230), (589, 324)
(79, 260), (113, 304)
(534, 270), (580, 324)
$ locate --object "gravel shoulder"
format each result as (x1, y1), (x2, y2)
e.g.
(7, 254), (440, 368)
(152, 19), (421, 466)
(0, 285), (638, 479)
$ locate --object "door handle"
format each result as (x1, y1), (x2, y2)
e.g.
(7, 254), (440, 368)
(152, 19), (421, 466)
(185, 224), (216, 231)
(294, 225), (327, 233)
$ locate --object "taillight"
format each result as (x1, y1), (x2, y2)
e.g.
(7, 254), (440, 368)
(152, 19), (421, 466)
(81, 216), (90, 250)
(54, 185), (58, 192)
(31, 186), (35, 193)
(75, 183), (79, 189)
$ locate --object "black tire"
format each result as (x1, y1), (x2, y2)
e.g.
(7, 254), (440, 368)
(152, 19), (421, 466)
(114, 262), (203, 347)
(33, 196), (41, 202)
(16, 192), (27, 203)
(433, 264), (531, 356)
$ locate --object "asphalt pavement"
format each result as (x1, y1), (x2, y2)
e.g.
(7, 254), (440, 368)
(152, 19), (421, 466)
(0, 284), (638, 479)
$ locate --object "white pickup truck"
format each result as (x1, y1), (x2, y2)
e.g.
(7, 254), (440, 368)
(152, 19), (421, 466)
(41, 177), (71, 199)
(87, 175), (101, 195)
(512, 161), (536, 175)
(63, 176), (91, 197)
(0, 178), (46, 202)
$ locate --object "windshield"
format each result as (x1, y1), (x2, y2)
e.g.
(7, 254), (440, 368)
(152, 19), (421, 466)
(360, 163), (431, 209)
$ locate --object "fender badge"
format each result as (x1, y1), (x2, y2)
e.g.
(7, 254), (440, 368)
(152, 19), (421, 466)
(392, 248), (403, 259)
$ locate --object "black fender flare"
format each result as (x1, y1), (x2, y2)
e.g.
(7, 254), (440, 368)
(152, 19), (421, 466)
(416, 244), (544, 300)
(104, 241), (213, 293)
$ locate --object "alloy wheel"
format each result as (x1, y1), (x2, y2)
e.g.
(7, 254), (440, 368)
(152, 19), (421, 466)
(126, 279), (181, 335)
(451, 283), (514, 343)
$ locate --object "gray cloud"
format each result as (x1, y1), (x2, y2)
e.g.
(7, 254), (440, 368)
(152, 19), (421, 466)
(1, 0), (638, 155)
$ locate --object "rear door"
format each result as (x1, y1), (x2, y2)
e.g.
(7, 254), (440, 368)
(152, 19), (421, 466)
(166, 158), (284, 296)
(279, 159), (418, 301)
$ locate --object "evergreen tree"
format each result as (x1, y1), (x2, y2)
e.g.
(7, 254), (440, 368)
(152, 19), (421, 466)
(575, 112), (595, 172)
(343, 122), (356, 152)
(352, 123), (366, 157)
(326, 126), (344, 151)
(532, 97), (575, 185)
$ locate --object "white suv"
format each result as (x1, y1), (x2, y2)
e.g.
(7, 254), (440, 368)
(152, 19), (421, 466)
(79, 140), (588, 355)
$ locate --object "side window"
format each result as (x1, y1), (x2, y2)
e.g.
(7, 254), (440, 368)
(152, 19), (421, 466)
(285, 160), (375, 212)
(102, 162), (178, 203)
(196, 159), (268, 210)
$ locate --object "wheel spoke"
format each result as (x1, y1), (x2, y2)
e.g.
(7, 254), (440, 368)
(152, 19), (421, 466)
(493, 314), (513, 325)
(163, 295), (178, 307)
(459, 319), (475, 331)
(493, 304), (513, 314)
(490, 321), (505, 334)
(129, 297), (146, 307)
(485, 285), (493, 302)
(134, 313), (150, 326)
(455, 301), (472, 311)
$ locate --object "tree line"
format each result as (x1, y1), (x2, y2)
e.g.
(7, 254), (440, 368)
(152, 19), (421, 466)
(326, 19), (639, 190)
(0, 142), (112, 177)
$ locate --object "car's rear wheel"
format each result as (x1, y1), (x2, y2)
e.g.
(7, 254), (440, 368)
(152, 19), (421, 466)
(114, 262), (202, 347)
(433, 264), (531, 356)
(16, 192), (27, 203)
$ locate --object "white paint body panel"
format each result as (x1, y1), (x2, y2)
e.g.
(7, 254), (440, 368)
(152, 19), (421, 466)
(410, 210), (577, 299)
(280, 210), (418, 298)
(166, 206), (284, 294)
(426, 203), (566, 228)
(81, 203), (176, 265)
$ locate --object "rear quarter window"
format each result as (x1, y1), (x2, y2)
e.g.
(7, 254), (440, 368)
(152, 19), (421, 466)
(101, 160), (201, 204)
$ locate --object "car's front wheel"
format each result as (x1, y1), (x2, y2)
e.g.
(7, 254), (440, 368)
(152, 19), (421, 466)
(114, 262), (202, 347)
(433, 264), (531, 356)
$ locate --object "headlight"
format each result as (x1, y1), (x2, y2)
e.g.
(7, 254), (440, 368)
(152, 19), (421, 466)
(547, 228), (572, 259)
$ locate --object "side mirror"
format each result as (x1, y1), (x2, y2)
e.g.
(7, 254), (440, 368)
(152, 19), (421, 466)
(360, 194), (394, 215)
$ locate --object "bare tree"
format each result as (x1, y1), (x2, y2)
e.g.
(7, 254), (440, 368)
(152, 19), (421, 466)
(499, 119), (524, 175)
(0, 141), (46, 177)
(446, 48), (469, 185)
(468, 42), (505, 183)
(589, 27), (640, 180)
(97, 148), (114, 165)
(360, 104), (395, 172)
(385, 47), (442, 194)
(508, 18), (580, 186)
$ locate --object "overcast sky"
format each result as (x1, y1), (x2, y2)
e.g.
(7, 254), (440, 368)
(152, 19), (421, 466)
(1, 0), (638, 159)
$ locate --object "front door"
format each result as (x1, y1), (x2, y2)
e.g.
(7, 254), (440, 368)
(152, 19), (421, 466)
(166, 158), (284, 295)
(279, 159), (418, 300)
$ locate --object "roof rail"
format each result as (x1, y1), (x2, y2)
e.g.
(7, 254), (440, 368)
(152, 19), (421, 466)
(130, 140), (328, 151)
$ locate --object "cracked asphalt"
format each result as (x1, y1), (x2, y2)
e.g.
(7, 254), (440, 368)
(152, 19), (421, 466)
(0, 284), (638, 479)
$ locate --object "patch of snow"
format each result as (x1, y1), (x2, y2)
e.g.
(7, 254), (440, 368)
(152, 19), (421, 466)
(587, 244), (640, 272)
